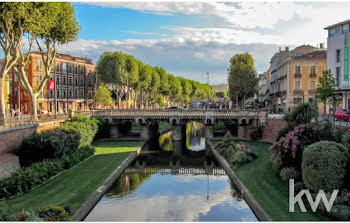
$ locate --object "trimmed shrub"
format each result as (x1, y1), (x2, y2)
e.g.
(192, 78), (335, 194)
(280, 167), (299, 182)
(71, 115), (99, 131)
(250, 125), (263, 140)
(271, 153), (283, 174)
(284, 102), (318, 130)
(276, 127), (290, 142)
(0, 146), (94, 199)
(62, 121), (96, 148)
(329, 205), (350, 221)
(311, 121), (335, 142)
(294, 182), (304, 194)
(302, 141), (349, 192)
(342, 132), (350, 148)
(38, 205), (71, 221)
(17, 129), (81, 166)
(335, 127), (348, 143)
(270, 124), (319, 171)
(95, 118), (111, 139)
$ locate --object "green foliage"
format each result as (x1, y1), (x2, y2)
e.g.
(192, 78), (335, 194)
(329, 205), (350, 221)
(342, 132), (350, 148)
(157, 94), (168, 107)
(302, 141), (349, 192)
(215, 91), (227, 98)
(316, 69), (339, 113)
(228, 53), (258, 105)
(216, 132), (257, 167)
(0, 146), (94, 199)
(0, 201), (17, 221)
(250, 125), (263, 140)
(279, 167), (299, 182)
(335, 127), (348, 143)
(94, 84), (114, 107)
(38, 205), (71, 221)
(95, 118), (111, 139)
(17, 128), (81, 166)
(284, 103), (318, 130)
(276, 127), (290, 141)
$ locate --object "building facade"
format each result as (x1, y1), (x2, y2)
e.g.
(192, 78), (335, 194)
(258, 69), (270, 105)
(269, 45), (326, 113)
(325, 19), (350, 109)
(1, 52), (97, 115)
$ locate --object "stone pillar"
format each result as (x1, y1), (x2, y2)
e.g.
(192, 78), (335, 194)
(237, 125), (246, 138)
(205, 125), (214, 139)
(140, 124), (149, 141)
(172, 124), (186, 141)
(110, 125), (120, 138)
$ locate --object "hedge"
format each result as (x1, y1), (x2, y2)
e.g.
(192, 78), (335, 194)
(0, 146), (95, 199)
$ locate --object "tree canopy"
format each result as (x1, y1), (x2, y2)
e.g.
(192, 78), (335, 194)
(316, 69), (339, 113)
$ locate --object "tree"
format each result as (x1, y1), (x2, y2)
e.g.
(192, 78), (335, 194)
(228, 53), (258, 108)
(0, 3), (29, 125)
(13, 2), (79, 121)
(216, 91), (227, 98)
(316, 69), (339, 114)
(138, 63), (152, 108)
(94, 84), (113, 108)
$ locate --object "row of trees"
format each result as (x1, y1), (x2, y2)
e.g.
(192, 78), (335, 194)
(96, 51), (214, 108)
(0, 2), (79, 126)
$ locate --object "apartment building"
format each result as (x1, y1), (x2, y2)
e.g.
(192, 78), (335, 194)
(1, 52), (97, 115)
(258, 69), (270, 105)
(325, 19), (350, 109)
(269, 45), (327, 113)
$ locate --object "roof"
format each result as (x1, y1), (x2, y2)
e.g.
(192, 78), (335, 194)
(324, 19), (350, 30)
(292, 50), (327, 60)
(31, 51), (94, 65)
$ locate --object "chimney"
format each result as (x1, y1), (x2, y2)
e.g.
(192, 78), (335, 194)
(320, 43), (324, 49)
(285, 46), (289, 52)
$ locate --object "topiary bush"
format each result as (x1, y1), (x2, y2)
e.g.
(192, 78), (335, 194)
(270, 124), (320, 171)
(38, 205), (71, 221)
(17, 128), (81, 166)
(342, 132), (350, 148)
(329, 205), (350, 221)
(335, 127), (348, 143)
(279, 167), (299, 182)
(302, 141), (349, 192)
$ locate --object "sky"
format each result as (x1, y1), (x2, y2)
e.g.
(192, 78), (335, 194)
(54, 2), (350, 85)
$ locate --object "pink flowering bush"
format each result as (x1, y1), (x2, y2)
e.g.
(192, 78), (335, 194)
(270, 124), (320, 171)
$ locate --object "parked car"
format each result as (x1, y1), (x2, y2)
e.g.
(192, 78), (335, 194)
(168, 106), (186, 110)
(334, 109), (349, 121)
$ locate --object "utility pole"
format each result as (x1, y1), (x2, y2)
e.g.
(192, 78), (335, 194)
(207, 72), (209, 109)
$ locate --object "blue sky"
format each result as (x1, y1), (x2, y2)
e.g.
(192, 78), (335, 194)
(57, 2), (350, 84)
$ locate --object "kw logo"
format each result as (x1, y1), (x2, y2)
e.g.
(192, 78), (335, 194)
(289, 179), (338, 212)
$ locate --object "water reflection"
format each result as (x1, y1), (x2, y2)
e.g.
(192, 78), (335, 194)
(85, 123), (258, 221)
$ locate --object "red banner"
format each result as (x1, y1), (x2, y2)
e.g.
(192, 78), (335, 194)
(49, 80), (55, 91)
(124, 84), (128, 94)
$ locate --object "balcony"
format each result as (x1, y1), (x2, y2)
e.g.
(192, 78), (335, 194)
(309, 73), (317, 78)
(308, 89), (316, 94)
(294, 73), (301, 78)
(293, 90), (303, 95)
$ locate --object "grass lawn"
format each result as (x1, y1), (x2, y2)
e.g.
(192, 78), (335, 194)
(232, 140), (329, 221)
(5, 140), (140, 214)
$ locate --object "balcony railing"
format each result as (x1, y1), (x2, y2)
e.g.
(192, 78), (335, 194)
(308, 89), (316, 94)
(309, 73), (317, 78)
(294, 73), (301, 78)
(293, 90), (303, 95)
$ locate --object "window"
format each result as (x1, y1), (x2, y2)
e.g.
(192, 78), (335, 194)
(63, 75), (67, 85)
(336, 67), (341, 86)
(56, 75), (60, 85)
(49, 90), (54, 99)
(295, 66), (301, 74)
(69, 89), (73, 98)
(56, 89), (60, 98)
(310, 80), (316, 90)
(74, 66), (78, 74)
(75, 77), (78, 86)
(330, 26), (342, 37)
(343, 24), (349, 32)
(38, 103), (42, 110)
(75, 89), (78, 98)
(63, 88), (67, 99)
(80, 89), (84, 98)
(37, 73), (42, 85)
(81, 66), (85, 74)
(336, 50), (341, 63)
(37, 59), (43, 70)
(89, 91), (92, 99)
(310, 66), (316, 74)
(56, 63), (60, 73)
(80, 77), (84, 86)
(293, 98), (302, 105)
(88, 78), (92, 87)
(62, 63), (67, 73)
(68, 64), (73, 73)
(69, 76), (73, 86)
(295, 80), (301, 90)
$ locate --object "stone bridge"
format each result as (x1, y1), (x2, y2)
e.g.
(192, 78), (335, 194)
(74, 109), (267, 140)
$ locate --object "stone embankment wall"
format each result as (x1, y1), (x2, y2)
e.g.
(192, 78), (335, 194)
(243, 118), (286, 143)
(0, 120), (65, 179)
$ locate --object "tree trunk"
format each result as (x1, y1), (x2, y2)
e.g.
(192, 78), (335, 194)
(236, 95), (239, 109)
(324, 101), (327, 114)
(28, 92), (38, 122)
(0, 76), (7, 126)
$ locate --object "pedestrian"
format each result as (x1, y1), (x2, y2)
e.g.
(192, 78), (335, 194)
(10, 107), (14, 117)
(16, 109), (21, 121)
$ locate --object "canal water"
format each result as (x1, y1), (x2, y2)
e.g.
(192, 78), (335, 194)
(85, 122), (257, 221)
